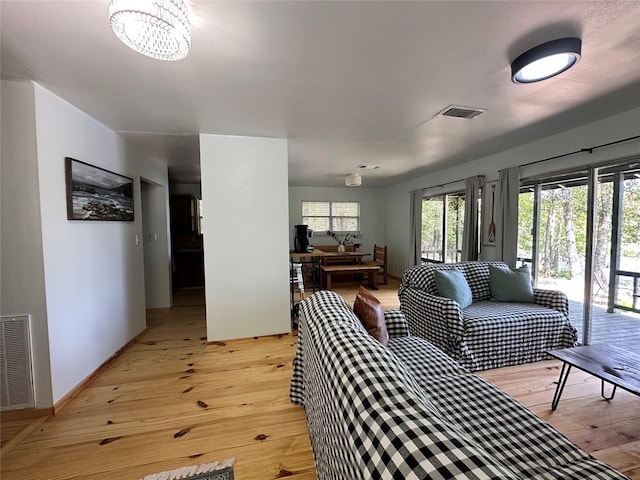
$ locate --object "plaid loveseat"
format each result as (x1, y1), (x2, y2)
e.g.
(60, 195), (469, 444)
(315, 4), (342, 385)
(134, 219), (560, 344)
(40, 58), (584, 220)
(290, 290), (627, 480)
(398, 261), (577, 371)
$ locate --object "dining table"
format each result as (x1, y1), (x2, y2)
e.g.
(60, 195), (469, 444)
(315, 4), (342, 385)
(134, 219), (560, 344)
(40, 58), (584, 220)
(316, 250), (369, 264)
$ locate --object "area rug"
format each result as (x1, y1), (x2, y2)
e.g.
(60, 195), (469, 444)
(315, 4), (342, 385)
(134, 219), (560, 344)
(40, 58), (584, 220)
(141, 458), (235, 480)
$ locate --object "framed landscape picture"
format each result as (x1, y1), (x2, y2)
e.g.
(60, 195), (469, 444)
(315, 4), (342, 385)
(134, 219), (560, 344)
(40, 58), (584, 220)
(65, 157), (134, 221)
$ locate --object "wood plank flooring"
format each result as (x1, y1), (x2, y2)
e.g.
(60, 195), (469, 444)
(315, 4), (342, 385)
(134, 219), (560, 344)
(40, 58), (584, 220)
(480, 361), (640, 479)
(2, 277), (638, 479)
(1, 306), (315, 480)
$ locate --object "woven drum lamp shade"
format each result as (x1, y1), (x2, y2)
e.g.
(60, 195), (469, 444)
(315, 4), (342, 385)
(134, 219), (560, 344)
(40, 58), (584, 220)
(346, 174), (362, 187)
(109, 0), (191, 61)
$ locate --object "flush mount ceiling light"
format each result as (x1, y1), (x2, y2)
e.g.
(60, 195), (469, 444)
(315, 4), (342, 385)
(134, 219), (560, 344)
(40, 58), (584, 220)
(511, 37), (581, 84)
(108, 0), (191, 61)
(346, 174), (362, 187)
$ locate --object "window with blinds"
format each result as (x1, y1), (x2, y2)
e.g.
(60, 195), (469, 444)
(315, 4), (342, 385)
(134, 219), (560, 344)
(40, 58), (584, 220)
(302, 201), (360, 232)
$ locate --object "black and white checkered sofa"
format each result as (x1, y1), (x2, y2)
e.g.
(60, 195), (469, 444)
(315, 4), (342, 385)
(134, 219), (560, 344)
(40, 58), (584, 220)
(290, 290), (627, 480)
(398, 261), (578, 371)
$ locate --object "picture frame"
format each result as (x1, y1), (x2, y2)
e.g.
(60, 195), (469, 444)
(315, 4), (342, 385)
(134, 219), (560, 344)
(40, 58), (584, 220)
(65, 157), (134, 221)
(482, 180), (499, 245)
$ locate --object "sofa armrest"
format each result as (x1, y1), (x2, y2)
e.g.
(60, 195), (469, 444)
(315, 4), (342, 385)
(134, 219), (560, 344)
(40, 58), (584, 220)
(383, 309), (409, 338)
(533, 288), (569, 318)
(399, 288), (464, 354)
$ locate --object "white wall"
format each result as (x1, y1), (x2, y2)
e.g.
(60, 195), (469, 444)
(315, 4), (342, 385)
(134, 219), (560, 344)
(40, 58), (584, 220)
(384, 107), (640, 277)
(200, 134), (290, 340)
(288, 186), (385, 255)
(128, 142), (173, 310)
(1, 81), (173, 407)
(141, 180), (172, 308)
(33, 84), (148, 404)
(1, 80), (53, 407)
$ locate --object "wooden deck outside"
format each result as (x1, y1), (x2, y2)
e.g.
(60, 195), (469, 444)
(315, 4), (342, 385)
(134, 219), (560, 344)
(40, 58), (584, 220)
(568, 300), (640, 355)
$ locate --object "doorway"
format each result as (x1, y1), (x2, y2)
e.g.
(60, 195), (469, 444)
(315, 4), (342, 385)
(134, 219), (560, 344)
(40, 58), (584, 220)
(140, 179), (172, 310)
(169, 192), (205, 307)
(421, 193), (466, 263)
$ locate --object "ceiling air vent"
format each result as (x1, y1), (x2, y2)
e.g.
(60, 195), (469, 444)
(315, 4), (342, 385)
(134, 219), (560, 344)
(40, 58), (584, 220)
(356, 165), (380, 170)
(438, 105), (485, 119)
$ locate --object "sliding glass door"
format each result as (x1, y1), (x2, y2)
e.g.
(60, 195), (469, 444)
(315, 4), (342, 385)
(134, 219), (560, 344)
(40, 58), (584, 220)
(607, 174), (640, 312)
(422, 196), (444, 262)
(539, 182), (588, 343)
(446, 195), (465, 263)
(520, 160), (640, 352)
(421, 193), (465, 263)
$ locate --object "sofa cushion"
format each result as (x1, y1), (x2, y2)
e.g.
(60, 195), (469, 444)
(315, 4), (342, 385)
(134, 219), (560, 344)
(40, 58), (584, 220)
(353, 286), (389, 345)
(399, 261), (506, 302)
(489, 264), (534, 302)
(434, 268), (473, 308)
(460, 300), (573, 370)
(383, 309), (410, 338)
(461, 262), (497, 301)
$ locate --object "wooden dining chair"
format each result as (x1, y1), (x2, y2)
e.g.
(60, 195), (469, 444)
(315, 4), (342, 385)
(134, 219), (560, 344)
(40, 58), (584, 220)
(372, 245), (388, 284)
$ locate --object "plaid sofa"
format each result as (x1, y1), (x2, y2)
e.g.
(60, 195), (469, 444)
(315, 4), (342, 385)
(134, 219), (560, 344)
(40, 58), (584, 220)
(398, 261), (578, 371)
(290, 290), (627, 480)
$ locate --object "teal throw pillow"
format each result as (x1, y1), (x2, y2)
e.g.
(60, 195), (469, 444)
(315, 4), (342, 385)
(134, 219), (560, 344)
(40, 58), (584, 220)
(434, 269), (473, 309)
(489, 264), (534, 302)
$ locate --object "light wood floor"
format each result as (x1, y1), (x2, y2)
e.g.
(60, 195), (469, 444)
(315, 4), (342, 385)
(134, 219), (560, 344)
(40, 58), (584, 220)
(1, 277), (639, 479)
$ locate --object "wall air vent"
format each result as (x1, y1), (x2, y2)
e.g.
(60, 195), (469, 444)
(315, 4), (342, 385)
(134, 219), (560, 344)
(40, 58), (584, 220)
(438, 105), (485, 119)
(1, 315), (36, 411)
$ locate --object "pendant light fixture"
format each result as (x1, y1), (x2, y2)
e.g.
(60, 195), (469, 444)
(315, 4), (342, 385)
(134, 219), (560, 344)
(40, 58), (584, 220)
(108, 0), (191, 61)
(346, 174), (362, 187)
(511, 38), (581, 84)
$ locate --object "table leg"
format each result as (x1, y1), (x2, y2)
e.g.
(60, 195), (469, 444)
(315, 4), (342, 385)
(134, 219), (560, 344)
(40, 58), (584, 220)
(368, 271), (378, 290)
(311, 260), (320, 293)
(551, 362), (572, 411)
(601, 381), (617, 400)
(325, 272), (331, 290)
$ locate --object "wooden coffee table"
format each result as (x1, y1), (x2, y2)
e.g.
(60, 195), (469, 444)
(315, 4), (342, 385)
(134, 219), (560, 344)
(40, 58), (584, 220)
(547, 344), (640, 411)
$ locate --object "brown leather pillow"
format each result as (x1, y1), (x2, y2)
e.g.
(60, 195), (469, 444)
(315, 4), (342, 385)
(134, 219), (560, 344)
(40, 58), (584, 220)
(353, 286), (389, 346)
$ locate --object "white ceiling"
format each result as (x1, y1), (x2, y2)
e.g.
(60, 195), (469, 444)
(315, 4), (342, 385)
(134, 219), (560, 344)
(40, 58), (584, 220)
(2, 1), (640, 187)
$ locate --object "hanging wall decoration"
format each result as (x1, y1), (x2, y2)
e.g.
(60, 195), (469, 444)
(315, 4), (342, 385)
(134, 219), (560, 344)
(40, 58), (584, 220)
(482, 180), (499, 245)
(65, 157), (134, 221)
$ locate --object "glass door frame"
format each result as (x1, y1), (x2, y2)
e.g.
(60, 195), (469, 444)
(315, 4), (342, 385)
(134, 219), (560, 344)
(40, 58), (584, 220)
(522, 156), (640, 345)
(421, 192), (465, 263)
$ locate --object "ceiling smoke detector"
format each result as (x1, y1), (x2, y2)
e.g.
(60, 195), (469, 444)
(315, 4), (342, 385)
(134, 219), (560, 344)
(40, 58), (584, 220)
(438, 105), (485, 119)
(345, 174), (362, 187)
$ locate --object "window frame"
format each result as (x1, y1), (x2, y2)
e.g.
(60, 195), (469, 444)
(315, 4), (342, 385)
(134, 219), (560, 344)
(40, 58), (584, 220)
(421, 191), (466, 263)
(301, 200), (360, 234)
